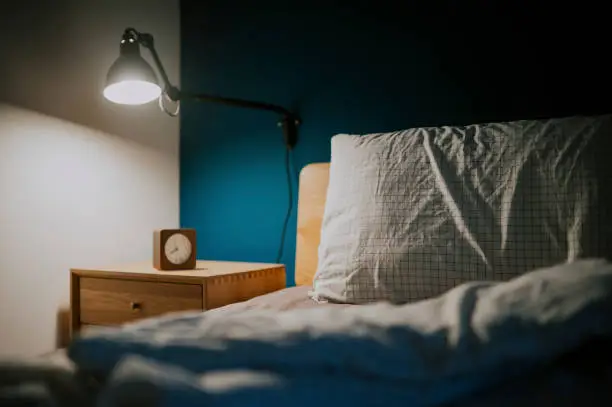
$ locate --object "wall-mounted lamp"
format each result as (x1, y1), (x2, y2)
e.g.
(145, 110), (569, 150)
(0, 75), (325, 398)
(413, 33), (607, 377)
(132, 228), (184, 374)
(104, 28), (300, 148)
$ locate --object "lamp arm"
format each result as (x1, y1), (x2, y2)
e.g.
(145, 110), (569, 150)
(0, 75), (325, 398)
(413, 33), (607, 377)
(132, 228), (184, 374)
(182, 92), (296, 118)
(126, 28), (300, 148)
(127, 29), (178, 100)
(183, 92), (300, 149)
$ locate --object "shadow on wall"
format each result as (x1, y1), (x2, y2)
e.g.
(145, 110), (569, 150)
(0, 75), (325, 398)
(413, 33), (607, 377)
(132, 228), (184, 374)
(0, 103), (179, 357)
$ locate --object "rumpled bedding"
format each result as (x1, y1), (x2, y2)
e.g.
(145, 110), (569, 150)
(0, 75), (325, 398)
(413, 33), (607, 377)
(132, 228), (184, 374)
(2, 259), (612, 406)
(0, 358), (91, 407)
(72, 259), (612, 406)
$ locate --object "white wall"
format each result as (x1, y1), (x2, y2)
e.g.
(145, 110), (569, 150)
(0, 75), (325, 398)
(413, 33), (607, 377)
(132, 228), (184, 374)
(0, 0), (180, 357)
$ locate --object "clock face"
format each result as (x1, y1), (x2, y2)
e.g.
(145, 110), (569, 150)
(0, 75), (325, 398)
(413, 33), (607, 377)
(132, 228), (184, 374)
(164, 233), (193, 265)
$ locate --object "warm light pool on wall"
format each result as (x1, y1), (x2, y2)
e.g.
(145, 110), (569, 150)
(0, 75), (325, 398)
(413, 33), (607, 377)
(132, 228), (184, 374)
(103, 27), (300, 148)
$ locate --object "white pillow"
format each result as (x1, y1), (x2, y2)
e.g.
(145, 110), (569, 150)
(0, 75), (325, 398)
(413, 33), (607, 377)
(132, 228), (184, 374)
(311, 115), (612, 304)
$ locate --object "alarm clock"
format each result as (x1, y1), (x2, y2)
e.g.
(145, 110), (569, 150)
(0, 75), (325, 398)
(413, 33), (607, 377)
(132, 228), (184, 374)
(153, 229), (197, 271)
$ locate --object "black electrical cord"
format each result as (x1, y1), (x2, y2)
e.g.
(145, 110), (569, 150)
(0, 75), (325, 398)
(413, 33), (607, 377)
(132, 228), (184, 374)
(289, 146), (300, 187)
(276, 147), (294, 264)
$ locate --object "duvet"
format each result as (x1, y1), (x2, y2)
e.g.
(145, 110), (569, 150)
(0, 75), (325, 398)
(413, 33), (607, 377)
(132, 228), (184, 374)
(2, 259), (612, 406)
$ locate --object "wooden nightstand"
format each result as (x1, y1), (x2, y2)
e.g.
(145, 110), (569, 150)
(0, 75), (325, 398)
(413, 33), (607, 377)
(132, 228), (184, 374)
(70, 260), (285, 335)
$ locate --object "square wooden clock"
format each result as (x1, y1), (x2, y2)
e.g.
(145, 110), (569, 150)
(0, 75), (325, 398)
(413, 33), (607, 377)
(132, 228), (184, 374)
(153, 229), (197, 271)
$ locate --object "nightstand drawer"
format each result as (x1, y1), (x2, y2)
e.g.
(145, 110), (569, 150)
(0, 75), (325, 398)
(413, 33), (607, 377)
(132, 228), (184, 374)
(79, 277), (203, 325)
(70, 261), (285, 337)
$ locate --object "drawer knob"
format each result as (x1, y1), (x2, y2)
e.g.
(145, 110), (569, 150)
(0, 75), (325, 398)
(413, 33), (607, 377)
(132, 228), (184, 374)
(130, 302), (142, 311)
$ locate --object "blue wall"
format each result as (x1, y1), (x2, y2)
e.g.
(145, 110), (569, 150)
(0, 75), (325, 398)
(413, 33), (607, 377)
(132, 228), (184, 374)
(180, 1), (611, 285)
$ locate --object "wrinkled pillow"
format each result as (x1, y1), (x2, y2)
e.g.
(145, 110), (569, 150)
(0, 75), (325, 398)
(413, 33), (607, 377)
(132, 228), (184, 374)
(311, 115), (612, 304)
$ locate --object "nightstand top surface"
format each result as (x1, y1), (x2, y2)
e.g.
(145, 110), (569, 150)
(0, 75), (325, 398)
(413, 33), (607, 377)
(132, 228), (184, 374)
(71, 260), (284, 281)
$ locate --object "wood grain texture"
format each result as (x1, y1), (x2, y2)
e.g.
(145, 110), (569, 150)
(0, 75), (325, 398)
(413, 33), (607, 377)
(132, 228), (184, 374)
(79, 277), (202, 325)
(206, 267), (286, 309)
(68, 261), (287, 337)
(55, 307), (71, 349)
(71, 261), (284, 283)
(69, 272), (80, 336)
(295, 162), (330, 286)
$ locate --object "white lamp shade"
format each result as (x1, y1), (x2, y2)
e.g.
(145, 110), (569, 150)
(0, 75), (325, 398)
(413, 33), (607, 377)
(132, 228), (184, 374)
(104, 80), (161, 105)
(104, 53), (161, 105)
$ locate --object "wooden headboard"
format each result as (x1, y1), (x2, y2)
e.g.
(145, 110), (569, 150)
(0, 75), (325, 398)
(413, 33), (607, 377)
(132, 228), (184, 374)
(295, 163), (330, 286)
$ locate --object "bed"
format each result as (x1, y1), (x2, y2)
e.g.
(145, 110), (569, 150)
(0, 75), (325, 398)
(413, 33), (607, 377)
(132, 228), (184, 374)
(4, 114), (612, 407)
